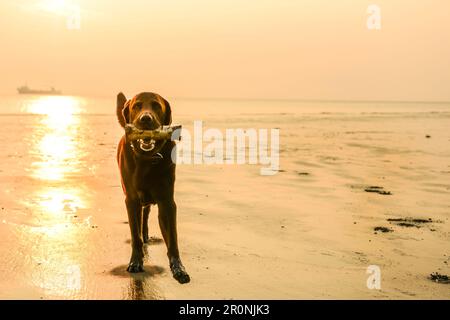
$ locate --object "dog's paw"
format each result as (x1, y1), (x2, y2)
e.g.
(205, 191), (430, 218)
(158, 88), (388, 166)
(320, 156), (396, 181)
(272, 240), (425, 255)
(170, 261), (190, 284)
(173, 270), (190, 284)
(127, 260), (144, 273)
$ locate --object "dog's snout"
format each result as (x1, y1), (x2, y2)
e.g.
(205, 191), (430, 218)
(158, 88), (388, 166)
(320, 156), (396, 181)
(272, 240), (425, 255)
(139, 113), (153, 123)
(137, 112), (159, 130)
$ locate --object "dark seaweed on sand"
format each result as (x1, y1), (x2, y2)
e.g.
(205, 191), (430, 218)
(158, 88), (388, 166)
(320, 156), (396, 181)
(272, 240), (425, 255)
(374, 226), (393, 233)
(387, 218), (432, 224)
(387, 217), (435, 228)
(429, 272), (450, 284)
(364, 186), (392, 195)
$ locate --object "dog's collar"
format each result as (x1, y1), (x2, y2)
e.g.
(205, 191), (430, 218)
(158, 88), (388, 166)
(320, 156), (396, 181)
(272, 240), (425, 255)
(129, 142), (164, 164)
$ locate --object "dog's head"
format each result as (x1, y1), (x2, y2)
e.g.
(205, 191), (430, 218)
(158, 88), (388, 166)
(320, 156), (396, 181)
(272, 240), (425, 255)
(118, 92), (171, 129)
(117, 92), (172, 153)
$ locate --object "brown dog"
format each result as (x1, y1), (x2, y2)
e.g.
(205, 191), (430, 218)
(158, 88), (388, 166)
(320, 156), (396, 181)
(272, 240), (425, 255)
(116, 92), (190, 284)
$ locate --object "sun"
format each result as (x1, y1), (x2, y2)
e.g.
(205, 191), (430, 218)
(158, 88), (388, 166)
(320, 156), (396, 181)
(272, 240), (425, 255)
(39, 0), (72, 16)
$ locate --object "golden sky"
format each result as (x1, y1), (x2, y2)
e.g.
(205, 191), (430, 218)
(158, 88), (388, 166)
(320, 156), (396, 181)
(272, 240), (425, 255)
(1, 0), (449, 100)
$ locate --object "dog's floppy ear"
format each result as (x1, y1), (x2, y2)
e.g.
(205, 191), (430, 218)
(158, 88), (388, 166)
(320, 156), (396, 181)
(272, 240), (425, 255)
(162, 98), (172, 125)
(122, 100), (131, 125)
(116, 92), (129, 127)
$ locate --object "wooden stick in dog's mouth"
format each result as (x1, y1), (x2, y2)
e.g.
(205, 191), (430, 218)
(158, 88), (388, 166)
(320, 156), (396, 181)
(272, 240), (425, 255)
(124, 124), (182, 142)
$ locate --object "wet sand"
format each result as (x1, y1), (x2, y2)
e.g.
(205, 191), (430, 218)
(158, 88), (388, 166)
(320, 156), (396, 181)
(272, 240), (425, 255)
(0, 97), (449, 299)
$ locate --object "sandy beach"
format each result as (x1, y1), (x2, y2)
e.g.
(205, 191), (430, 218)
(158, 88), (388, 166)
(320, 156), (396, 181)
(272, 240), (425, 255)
(0, 96), (449, 299)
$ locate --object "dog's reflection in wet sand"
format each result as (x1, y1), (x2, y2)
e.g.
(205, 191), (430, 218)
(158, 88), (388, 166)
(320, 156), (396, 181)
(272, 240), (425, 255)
(110, 264), (165, 300)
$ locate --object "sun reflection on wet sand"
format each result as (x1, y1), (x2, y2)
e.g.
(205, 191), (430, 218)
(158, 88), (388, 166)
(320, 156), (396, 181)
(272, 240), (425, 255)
(24, 186), (87, 222)
(20, 96), (91, 298)
(25, 96), (85, 181)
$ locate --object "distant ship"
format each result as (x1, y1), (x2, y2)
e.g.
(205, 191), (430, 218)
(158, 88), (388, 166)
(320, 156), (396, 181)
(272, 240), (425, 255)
(17, 85), (62, 95)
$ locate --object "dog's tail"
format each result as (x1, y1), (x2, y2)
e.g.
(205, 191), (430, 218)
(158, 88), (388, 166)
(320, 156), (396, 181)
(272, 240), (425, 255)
(117, 92), (127, 128)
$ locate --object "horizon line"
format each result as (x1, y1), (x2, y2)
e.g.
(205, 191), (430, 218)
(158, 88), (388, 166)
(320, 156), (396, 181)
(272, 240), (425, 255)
(169, 97), (450, 104)
(2, 92), (450, 104)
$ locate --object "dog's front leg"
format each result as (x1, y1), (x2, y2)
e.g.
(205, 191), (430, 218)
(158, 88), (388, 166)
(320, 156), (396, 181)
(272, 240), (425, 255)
(158, 199), (190, 283)
(125, 196), (144, 273)
(142, 205), (151, 243)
